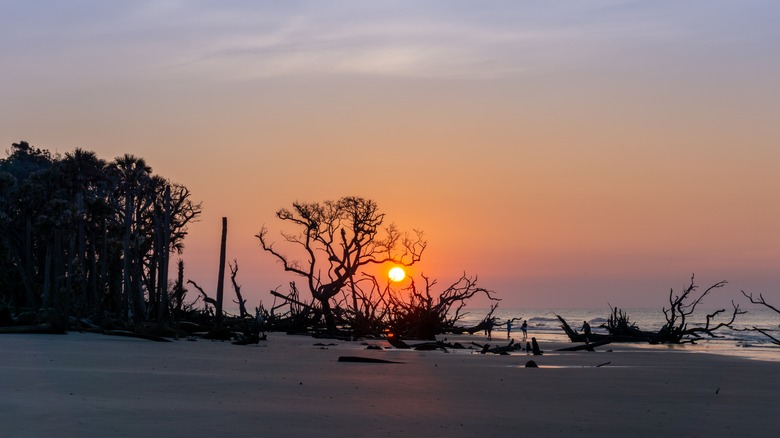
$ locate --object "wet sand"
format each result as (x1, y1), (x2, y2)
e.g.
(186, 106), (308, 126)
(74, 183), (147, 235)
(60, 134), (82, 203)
(1, 332), (778, 437)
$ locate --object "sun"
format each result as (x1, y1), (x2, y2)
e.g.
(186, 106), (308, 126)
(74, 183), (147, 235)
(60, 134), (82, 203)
(388, 266), (406, 282)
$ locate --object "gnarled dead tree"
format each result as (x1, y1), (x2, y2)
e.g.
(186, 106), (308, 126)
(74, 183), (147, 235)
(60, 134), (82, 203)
(257, 196), (426, 334)
(655, 275), (744, 344)
(558, 275), (744, 344)
(268, 282), (321, 333)
(385, 273), (500, 340)
(229, 259), (249, 318)
(604, 305), (650, 339)
(741, 290), (780, 345)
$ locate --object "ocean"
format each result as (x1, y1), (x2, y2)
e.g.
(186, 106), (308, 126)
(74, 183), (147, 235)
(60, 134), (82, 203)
(461, 307), (780, 362)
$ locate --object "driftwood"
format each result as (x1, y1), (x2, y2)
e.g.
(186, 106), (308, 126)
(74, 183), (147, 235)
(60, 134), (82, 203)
(0, 323), (66, 335)
(740, 291), (780, 346)
(556, 340), (611, 351)
(338, 356), (402, 364)
(655, 276), (744, 344)
(531, 337), (543, 355)
(471, 339), (522, 355)
(557, 315), (652, 343)
(187, 280), (218, 308)
(104, 330), (172, 342)
(558, 277), (742, 344)
(385, 333), (467, 351)
(232, 333), (266, 345)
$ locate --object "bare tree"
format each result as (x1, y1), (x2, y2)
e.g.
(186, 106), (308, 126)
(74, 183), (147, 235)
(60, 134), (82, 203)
(655, 275), (744, 344)
(187, 279), (217, 309)
(229, 259), (249, 318)
(257, 196), (426, 333)
(385, 273), (500, 339)
(741, 291), (780, 345)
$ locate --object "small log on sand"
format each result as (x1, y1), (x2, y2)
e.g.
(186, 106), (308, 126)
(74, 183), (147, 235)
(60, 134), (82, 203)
(555, 340), (612, 352)
(0, 324), (65, 335)
(104, 330), (172, 342)
(338, 356), (402, 364)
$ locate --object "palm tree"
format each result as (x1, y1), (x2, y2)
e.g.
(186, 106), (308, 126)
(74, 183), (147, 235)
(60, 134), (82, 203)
(108, 154), (153, 330)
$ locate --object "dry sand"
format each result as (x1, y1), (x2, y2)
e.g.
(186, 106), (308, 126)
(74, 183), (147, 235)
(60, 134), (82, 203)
(2, 332), (779, 437)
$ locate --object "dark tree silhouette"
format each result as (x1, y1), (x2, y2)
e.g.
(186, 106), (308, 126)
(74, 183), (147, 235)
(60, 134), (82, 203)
(655, 275), (744, 344)
(0, 141), (201, 333)
(741, 291), (780, 345)
(257, 196), (426, 333)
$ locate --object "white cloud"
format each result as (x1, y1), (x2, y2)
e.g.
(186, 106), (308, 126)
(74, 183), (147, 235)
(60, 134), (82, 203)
(2, 0), (777, 84)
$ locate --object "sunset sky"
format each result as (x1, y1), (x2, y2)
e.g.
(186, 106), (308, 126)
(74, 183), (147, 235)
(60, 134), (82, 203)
(2, 1), (778, 309)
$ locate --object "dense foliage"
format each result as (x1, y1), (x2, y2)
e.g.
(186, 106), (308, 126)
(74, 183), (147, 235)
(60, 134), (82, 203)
(0, 141), (201, 329)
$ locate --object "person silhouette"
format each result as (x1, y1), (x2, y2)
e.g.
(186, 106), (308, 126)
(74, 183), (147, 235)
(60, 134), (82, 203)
(581, 320), (591, 344)
(521, 320), (528, 340)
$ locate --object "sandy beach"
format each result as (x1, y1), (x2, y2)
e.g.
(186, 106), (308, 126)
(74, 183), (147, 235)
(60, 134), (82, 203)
(1, 332), (779, 437)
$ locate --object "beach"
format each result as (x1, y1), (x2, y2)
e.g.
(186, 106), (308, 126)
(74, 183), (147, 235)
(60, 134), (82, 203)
(2, 332), (779, 437)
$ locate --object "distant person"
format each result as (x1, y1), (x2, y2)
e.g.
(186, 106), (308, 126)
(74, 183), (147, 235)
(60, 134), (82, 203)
(525, 341), (532, 354)
(581, 320), (591, 344)
(485, 318), (495, 340)
(521, 320), (528, 340)
(506, 320), (513, 339)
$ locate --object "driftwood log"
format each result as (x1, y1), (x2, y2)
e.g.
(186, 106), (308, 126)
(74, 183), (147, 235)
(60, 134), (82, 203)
(556, 340), (611, 351)
(471, 339), (523, 355)
(0, 323), (66, 335)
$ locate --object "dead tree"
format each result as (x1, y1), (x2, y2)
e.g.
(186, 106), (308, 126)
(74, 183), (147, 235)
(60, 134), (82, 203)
(654, 275), (744, 344)
(336, 274), (393, 337)
(385, 273), (500, 340)
(557, 276), (743, 344)
(229, 259), (249, 318)
(186, 279), (217, 310)
(268, 282), (320, 333)
(257, 196), (426, 334)
(214, 217), (228, 329)
(470, 339), (521, 355)
(604, 305), (648, 339)
(741, 291), (780, 345)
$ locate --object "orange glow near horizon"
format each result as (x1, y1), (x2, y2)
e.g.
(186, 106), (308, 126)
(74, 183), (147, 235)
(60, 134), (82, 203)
(3, 2), (778, 309)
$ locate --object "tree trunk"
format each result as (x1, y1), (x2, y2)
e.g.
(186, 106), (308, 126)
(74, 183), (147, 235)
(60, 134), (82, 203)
(156, 186), (172, 328)
(75, 191), (87, 316)
(42, 243), (52, 307)
(23, 217), (35, 308)
(214, 217), (227, 329)
(174, 259), (185, 315)
(319, 296), (337, 334)
(122, 195), (133, 323)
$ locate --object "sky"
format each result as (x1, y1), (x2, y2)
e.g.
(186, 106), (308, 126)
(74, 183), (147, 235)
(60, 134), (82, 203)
(1, 0), (778, 309)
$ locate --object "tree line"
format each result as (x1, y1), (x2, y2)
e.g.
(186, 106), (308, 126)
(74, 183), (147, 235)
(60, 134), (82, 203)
(0, 141), (201, 331)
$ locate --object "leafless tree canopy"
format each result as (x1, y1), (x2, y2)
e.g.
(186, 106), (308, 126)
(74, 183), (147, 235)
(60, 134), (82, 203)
(741, 290), (780, 345)
(559, 275), (744, 344)
(257, 196), (427, 333)
(656, 275), (744, 343)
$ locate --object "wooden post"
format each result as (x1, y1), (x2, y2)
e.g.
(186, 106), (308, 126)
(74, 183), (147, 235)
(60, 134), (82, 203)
(215, 217), (227, 328)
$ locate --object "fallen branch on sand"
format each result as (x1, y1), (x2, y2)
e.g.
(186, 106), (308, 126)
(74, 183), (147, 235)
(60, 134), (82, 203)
(0, 323), (66, 335)
(338, 356), (403, 364)
(103, 330), (172, 342)
(556, 340), (611, 352)
(471, 339), (523, 355)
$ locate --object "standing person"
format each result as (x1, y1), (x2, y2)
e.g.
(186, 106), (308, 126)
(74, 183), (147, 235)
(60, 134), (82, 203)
(581, 320), (591, 344)
(521, 320), (528, 341)
(486, 318), (494, 340)
(506, 320), (513, 340)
